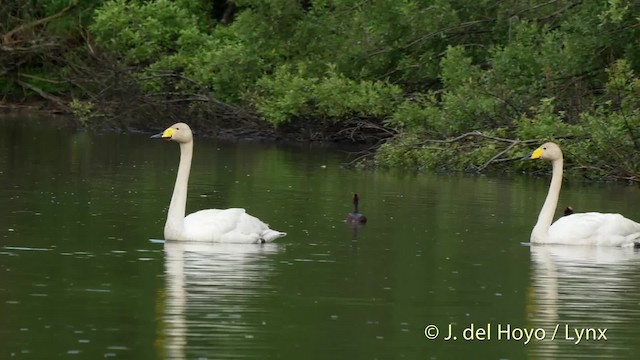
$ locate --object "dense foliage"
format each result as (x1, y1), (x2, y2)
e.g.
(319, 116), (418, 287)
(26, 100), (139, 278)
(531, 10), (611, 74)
(3, 0), (640, 179)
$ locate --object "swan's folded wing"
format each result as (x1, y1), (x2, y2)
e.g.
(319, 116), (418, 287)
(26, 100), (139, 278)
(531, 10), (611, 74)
(184, 208), (246, 240)
(233, 211), (287, 242)
(550, 212), (640, 246)
(183, 208), (286, 243)
(237, 212), (287, 242)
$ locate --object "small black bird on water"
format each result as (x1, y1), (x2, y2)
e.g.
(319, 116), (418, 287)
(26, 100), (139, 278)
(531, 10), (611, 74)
(346, 193), (367, 225)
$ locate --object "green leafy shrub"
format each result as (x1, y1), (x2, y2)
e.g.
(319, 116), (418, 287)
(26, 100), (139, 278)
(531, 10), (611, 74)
(70, 99), (96, 127)
(91, 0), (201, 66)
(253, 65), (403, 126)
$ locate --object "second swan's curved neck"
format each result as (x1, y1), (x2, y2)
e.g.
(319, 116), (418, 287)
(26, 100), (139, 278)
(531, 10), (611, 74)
(166, 141), (193, 235)
(532, 158), (563, 242)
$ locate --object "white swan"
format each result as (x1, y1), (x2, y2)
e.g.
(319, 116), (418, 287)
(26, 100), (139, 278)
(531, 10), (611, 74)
(524, 142), (640, 246)
(151, 122), (287, 243)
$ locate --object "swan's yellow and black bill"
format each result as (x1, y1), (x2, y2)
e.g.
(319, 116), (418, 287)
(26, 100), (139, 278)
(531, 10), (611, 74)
(150, 127), (175, 140)
(522, 147), (544, 160)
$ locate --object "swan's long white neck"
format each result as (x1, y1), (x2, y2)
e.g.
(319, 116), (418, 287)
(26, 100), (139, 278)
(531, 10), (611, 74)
(165, 141), (193, 238)
(531, 157), (563, 243)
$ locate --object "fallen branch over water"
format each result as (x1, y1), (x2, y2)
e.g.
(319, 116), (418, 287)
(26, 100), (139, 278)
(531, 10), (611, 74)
(348, 130), (582, 172)
(406, 131), (570, 172)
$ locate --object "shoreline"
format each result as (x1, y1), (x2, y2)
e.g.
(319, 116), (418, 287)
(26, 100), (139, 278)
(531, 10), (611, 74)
(0, 107), (376, 152)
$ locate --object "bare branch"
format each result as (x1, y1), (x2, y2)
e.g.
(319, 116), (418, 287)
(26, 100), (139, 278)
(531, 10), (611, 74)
(385, 131), (567, 172)
(409, 131), (544, 147)
(2, 0), (81, 47)
(401, 19), (494, 50)
(476, 141), (518, 172)
(19, 73), (67, 84)
(15, 79), (70, 112)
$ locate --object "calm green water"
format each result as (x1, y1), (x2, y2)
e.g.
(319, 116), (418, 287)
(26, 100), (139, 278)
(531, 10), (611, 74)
(1, 116), (640, 359)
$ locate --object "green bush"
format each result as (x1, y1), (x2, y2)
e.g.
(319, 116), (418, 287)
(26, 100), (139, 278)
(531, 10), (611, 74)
(253, 65), (403, 126)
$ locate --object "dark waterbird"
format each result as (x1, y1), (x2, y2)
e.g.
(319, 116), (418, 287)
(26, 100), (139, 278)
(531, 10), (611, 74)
(346, 193), (367, 225)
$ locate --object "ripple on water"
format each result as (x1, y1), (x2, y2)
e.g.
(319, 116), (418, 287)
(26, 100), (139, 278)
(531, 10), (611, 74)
(2, 246), (52, 252)
(106, 346), (129, 351)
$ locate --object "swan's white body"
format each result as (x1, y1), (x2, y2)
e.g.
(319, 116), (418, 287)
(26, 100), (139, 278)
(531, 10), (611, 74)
(153, 123), (286, 243)
(546, 213), (640, 246)
(527, 142), (640, 246)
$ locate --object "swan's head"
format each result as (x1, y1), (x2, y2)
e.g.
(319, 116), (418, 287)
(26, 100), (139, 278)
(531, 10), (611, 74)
(150, 123), (193, 144)
(524, 142), (563, 162)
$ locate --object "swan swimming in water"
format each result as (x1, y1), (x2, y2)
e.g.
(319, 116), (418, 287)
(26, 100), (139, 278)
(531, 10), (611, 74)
(346, 193), (367, 225)
(524, 142), (640, 246)
(151, 123), (286, 243)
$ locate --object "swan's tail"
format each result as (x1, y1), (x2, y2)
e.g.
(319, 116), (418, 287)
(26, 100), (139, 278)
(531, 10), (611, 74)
(624, 232), (640, 248)
(260, 229), (287, 243)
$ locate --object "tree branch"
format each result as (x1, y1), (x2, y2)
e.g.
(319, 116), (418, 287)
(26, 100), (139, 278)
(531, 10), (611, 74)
(2, 0), (81, 47)
(15, 79), (70, 112)
(399, 131), (559, 172)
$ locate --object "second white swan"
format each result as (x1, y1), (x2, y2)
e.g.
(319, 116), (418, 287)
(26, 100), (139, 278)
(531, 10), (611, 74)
(524, 142), (640, 246)
(151, 123), (287, 243)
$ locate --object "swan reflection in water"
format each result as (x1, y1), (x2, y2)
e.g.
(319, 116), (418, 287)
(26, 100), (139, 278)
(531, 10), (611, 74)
(528, 245), (640, 358)
(159, 241), (281, 359)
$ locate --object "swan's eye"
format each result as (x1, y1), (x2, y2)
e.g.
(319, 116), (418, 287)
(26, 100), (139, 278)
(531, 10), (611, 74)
(176, 127), (180, 130)
(543, 147), (547, 150)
